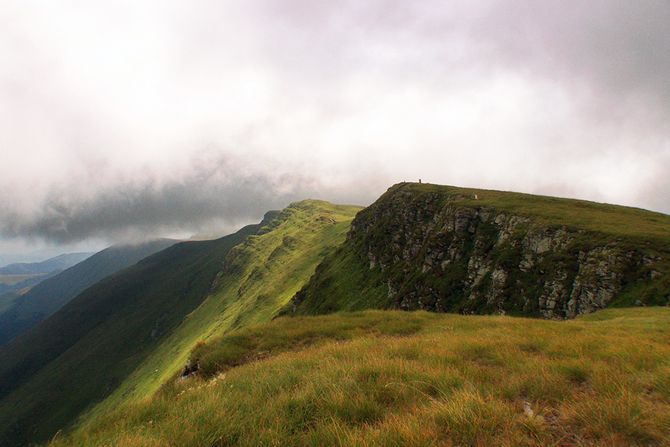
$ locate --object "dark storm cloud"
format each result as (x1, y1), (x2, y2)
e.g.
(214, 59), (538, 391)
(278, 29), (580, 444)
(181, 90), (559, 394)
(0, 155), (318, 243)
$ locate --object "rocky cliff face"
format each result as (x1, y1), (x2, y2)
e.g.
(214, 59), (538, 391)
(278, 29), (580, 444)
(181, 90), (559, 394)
(332, 185), (667, 319)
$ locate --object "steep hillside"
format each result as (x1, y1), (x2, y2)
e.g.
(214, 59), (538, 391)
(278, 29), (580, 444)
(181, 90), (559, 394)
(289, 183), (670, 318)
(0, 274), (47, 292)
(78, 200), (360, 430)
(0, 200), (359, 446)
(0, 240), (176, 346)
(51, 308), (670, 447)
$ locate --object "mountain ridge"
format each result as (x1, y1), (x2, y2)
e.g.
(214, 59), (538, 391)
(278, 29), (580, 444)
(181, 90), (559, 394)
(287, 182), (669, 317)
(78, 200), (360, 432)
(0, 228), (260, 445)
(0, 201), (360, 446)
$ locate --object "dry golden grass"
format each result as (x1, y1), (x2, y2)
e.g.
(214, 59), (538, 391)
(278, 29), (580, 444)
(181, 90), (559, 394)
(52, 308), (670, 446)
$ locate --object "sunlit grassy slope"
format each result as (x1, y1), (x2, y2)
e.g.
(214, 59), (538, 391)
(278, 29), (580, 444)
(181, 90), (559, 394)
(76, 201), (361, 432)
(52, 307), (670, 447)
(0, 200), (358, 446)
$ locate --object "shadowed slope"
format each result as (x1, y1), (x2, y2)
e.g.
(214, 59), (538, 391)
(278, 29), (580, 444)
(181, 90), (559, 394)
(80, 200), (361, 428)
(0, 240), (177, 346)
(0, 253), (92, 276)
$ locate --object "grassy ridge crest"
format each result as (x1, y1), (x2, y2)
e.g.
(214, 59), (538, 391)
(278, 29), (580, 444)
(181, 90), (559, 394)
(75, 200), (361, 433)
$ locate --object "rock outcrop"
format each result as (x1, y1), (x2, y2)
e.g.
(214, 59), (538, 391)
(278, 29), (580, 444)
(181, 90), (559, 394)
(295, 183), (668, 319)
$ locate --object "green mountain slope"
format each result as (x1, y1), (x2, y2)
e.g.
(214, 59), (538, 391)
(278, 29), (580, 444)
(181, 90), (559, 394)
(0, 200), (359, 446)
(51, 307), (670, 447)
(0, 240), (177, 346)
(288, 183), (670, 317)
(79, 200), (360, 432)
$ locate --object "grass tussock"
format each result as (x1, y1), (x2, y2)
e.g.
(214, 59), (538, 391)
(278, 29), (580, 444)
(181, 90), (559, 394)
(52, 307), (670, 447)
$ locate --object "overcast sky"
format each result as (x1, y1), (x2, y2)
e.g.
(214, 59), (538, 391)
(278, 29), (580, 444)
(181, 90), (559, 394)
(1, 0), (669, 262)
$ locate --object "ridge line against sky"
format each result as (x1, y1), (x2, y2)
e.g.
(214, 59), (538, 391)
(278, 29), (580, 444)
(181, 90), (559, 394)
(1, 0), (669, 260)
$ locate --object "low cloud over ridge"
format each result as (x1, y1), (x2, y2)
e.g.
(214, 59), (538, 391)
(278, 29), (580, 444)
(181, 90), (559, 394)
(0, 153), (324, 243)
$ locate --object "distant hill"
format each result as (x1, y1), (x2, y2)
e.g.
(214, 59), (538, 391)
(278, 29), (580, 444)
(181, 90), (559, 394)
(0, 292), (19, 315)
(0, 252), (92, 276)
(0, 271), (58, 296)
(0, 240), (176, 346)
(0, 252), (93, 296)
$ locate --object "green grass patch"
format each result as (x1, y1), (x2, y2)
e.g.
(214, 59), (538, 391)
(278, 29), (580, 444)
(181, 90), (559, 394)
(52, 307), (670, 447)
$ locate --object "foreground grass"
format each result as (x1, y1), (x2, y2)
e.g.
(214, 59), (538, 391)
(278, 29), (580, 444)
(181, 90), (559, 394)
(53, 308), (670, 446)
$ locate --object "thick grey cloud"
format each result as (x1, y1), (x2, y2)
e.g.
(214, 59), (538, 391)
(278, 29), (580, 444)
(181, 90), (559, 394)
(0, 153), (321, 243)
(0, 0), (669, 252)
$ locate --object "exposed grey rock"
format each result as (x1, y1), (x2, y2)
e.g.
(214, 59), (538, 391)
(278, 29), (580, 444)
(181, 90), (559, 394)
(347, 191), (661, 319)
(387, 280), (397, 299)
(368, 251), (376, 270)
